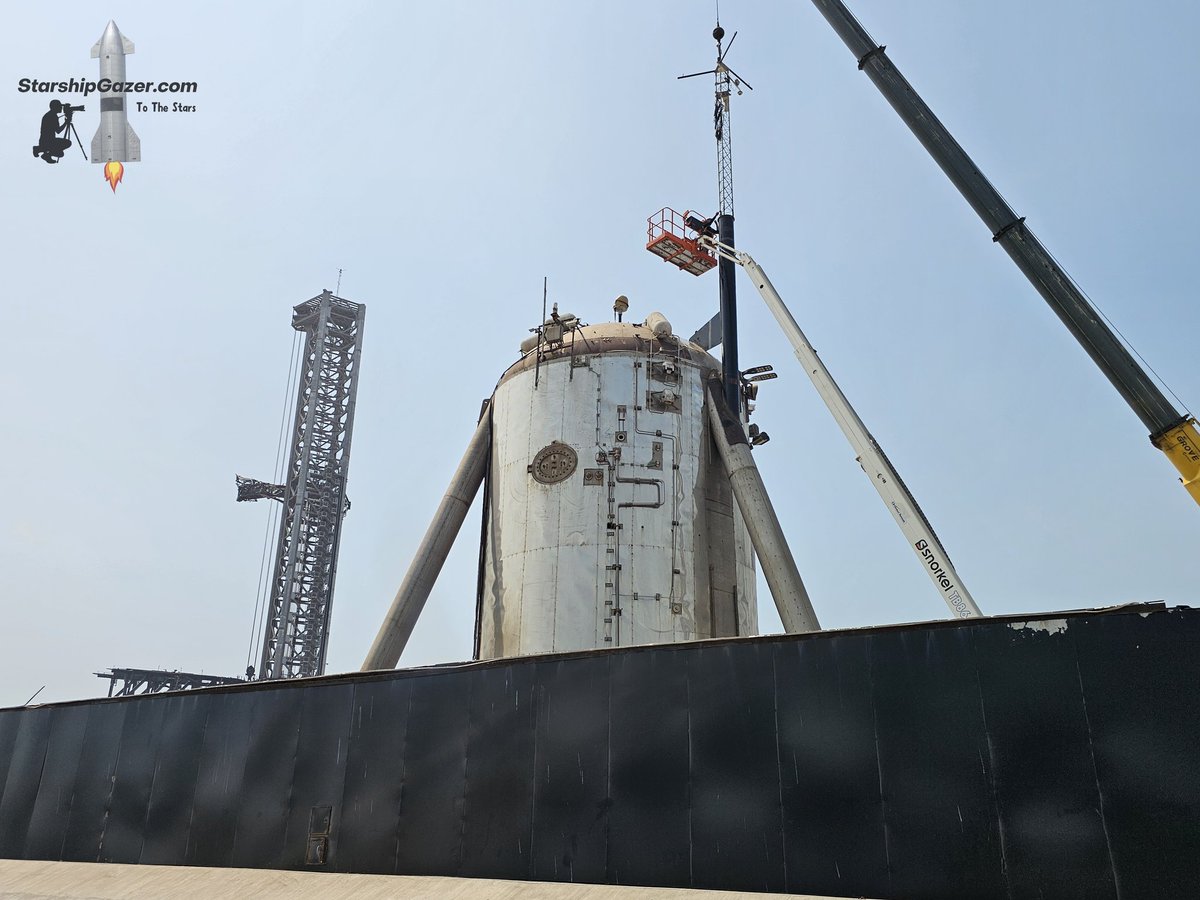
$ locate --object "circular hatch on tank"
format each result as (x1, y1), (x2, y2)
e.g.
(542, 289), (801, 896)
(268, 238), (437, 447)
(529, 441), (578, 485)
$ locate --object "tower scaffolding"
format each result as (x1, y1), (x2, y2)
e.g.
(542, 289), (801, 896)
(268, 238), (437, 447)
(251, 290), (366, 680)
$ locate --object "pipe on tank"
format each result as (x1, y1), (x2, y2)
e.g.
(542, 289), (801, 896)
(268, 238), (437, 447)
(361, 405), (492, 670)
(706, 381), (821, 634)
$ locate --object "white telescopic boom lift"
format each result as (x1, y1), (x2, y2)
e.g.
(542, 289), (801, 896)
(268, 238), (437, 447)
(699, 234), (982, 619)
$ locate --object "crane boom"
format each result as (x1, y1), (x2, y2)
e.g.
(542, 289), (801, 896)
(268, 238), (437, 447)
(700, 235), (982, 619)
(808, 0), (1200, 506)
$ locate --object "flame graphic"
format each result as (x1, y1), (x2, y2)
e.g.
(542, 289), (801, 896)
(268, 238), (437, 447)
(103, 161), (124, 192)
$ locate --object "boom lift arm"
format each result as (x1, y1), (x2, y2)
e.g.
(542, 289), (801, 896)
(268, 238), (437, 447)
(809, 0), (1200, 507)
(700, 234), (982, 619)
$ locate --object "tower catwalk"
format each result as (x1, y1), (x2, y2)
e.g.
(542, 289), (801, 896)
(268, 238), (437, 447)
(256, 290), (366, 680)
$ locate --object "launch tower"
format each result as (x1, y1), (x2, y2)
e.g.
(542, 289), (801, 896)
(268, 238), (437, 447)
(243, 290), (366, 679)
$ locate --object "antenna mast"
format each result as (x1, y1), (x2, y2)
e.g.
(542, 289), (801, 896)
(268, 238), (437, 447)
(680, 25), (753, 416)
(713, 30), (745, 216)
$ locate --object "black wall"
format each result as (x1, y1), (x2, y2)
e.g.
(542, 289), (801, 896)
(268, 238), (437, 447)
(1, 605), (1197, 899)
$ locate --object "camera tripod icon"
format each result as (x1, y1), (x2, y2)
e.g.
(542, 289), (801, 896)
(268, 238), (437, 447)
(33, 99), (87, 164)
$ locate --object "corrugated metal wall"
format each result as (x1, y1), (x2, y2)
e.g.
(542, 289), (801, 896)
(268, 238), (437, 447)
(1, 606), (1197, 899)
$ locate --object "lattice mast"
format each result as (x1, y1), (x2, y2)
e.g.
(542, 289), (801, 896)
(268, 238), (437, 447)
(714, 35), (737, 218)
(680, 24), (752, 415)
(256, 291), (366, 679)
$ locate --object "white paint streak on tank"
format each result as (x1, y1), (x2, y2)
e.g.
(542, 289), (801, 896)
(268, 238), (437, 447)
(477, 318), (757, 659)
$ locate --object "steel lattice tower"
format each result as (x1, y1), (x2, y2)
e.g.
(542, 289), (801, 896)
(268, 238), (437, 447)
(715, 56), (736, 217)
(257, 290), (366, 679)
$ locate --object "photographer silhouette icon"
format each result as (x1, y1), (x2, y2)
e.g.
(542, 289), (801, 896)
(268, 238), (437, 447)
(33, 99), (85, 164)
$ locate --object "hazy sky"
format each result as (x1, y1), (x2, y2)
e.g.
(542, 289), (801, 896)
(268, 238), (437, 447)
(3, 1), (1198, 708)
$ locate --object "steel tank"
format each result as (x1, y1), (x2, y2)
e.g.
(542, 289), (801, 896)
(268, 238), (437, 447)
(476, 311), (757, 659)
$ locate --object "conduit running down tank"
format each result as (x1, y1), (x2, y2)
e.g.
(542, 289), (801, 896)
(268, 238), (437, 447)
(706, 381), (821, 633)
(361, 406), (491, 670)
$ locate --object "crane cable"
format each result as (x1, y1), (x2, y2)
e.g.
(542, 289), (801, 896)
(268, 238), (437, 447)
(244, 329), (305, 675)
(1037, 230), (1192, 417)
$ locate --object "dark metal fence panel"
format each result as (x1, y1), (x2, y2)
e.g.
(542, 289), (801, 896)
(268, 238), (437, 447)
(101, 694), (166, 863)
(0, 712), (20, 791)
(529, 656), (612, 885)
(688, 641), (785, 893)
(460, 660), (538, 881)
(184, 689), (255, 868)
(1073, 609), (1200, 898)
(102, 696), (169, 864)
(61, 702), (125, 861)
(335, 678), (411, 874)
(870, 626), (1005, 899)
(284, 683), (355, 869)
(607, 645), (691, 888)
(392, 671), (471, 875)
(2, 606), (1199, 899)
(974, 622), (1118, 900)
(0, 707), (52, 856)
(23, 706), (89, 860)
(229, 687), (304, 869)
(141, 693), (210, 865)
(773, 630), (887, 898)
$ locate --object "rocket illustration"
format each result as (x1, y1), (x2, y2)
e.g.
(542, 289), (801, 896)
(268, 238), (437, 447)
(90, 21), (139, 189)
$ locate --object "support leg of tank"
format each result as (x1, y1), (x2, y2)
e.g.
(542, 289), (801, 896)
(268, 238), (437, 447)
(361, 405), (492, 670)
(706, 383), (820, 634)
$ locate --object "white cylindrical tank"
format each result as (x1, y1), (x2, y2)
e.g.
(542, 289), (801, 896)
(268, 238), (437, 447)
(476, 314), (757, 659)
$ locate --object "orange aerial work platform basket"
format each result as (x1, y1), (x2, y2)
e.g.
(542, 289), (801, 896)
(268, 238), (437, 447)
(646, 208), (717, 276)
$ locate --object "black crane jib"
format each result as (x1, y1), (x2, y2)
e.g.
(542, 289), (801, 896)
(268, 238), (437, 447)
(808, 0), (1200, 506)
